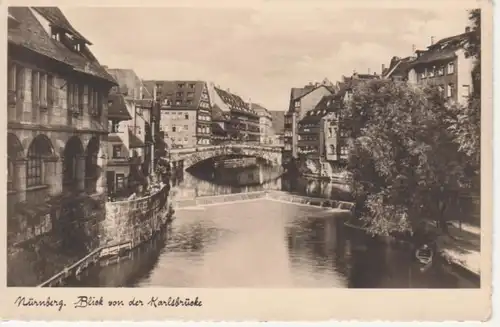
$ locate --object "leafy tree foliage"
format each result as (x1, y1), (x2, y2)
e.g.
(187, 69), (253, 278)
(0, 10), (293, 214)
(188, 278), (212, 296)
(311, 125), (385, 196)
(341, 80), (471, 236)
(448, 9), (481, 173)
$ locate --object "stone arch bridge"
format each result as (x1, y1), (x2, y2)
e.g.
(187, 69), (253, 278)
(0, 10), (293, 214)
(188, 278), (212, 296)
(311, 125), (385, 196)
(168, 144), (283, 169)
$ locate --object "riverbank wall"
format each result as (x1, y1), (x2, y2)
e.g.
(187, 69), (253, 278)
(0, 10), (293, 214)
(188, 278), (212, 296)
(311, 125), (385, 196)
(35, 185), (175, 287)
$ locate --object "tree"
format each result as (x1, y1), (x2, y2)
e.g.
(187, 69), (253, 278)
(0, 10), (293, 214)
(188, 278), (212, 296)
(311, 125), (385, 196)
(341, 80), (470, 236)
(448, 9), (481, 175)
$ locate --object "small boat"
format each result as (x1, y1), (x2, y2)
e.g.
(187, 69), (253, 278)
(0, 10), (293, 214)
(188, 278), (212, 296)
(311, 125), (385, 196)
(415, 244), (434, 267)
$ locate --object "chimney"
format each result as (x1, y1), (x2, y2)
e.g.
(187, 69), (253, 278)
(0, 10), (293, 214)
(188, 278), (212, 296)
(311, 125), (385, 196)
(248, 98), (252, 110)
(227, 88), (230, 93)
(431, 36), (435, 45)
(153, 84), (157, 101)
(367, 68), (371, 74)
(102, 65), (108, 70)
(412, 44), (416, 53)
(139, 86), (143, 100)
(465, 26), (471, 33)
(381, 64), (386, 73)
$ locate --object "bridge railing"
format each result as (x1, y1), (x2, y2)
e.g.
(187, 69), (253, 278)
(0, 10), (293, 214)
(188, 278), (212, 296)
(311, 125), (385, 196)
(169, 142), (283, 154)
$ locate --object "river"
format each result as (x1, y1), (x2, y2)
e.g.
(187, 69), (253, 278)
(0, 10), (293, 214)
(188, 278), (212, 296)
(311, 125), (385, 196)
(66, 159), (479, 288)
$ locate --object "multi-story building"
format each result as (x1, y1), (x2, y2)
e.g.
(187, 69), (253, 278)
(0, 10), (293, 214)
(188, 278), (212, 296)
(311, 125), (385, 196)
(208, 84), (260, 142)
(106, 68), (155, 176)
(252, 103), (273, 144)
(316, 73), (379, 165)
(106, 93), (134, 196)
(405, 29), (475, 106)
(143, 80), (212, 148)
(283, 79), (335, 163)
(210, 103), (231, 144)
(269, 110), (285, 146)
(7, 7), (116, 244)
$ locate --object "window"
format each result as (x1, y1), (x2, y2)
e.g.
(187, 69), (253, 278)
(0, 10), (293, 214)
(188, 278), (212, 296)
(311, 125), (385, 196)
(175, 100), (182, 105)
(176, 92), (183, 97)
(294, 100), (300, 108)
(116, 174), (125, 190)
(172, 126), (177, 132)
(31, 71), (40, 107)
(447, 62), (455, 74)
(329, 145), (335, 154)
(183, 125), (188, 130)
(447, 84), (454, 98)
(186, 100), (193, 105)
(187, 92), (195, 98)
(184, 137), (188, 141)
(438, 85), (445, 96)
(109, 120), (121, 133)
(420, 70), (426, 79)
(112, 145), (122, 158)
(184, 113), (189, 119)
(462, 85), (471, 97)
(429, 66), (435, 77)
(438, 66), (445, 76)
(189, 83), (195, 89)
(178, 83), (185, 88)
(78, 84), (84, 114)
(7, 159), (14, 191)
(26, 143), (43, 187)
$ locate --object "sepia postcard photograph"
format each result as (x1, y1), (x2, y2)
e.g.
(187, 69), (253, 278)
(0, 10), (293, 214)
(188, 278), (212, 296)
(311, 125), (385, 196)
(0, 0), (493, 322)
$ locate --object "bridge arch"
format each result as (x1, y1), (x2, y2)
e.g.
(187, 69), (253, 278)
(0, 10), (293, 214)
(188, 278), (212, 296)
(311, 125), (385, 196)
(170, 144), (283, 170)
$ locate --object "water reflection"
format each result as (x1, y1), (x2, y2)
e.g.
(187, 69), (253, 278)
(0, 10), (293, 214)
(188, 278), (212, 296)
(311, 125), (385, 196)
(65, 160), (479, 288)
(175, 159), (351, 201)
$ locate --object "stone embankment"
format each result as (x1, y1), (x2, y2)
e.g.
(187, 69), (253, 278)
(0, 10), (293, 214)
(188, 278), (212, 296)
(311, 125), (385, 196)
(36, 185), (174, 287)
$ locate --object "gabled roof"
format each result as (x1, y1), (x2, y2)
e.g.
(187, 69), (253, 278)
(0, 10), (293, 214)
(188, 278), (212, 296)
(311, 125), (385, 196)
(290, 83), (335, 102)
(8, 7), (115, 84)
(383, 56), (416, 78)
(410, 31), (471, 67)
(108, 94), (132, 120)
(142, 80), (205, 110)
(211, 104), (230, 122)
(269, 110), (285, 134)
(32, 7), (91, 44)
(251, 103), (268, 112)
(214, 87), (258, 117)
(107, 68), (152, 100)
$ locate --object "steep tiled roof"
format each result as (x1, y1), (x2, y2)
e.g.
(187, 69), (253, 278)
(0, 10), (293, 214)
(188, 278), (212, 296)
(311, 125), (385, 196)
(409, 32), (470, 67)
(214, 87), (258, 117)
(142, 80), (205, 110)
(251, 103), (268, 112)
(107, 68), (152, 100)
(211, 104), (230, 122)
(384, 56), (416, 78)
(108, 94), (132, 120)
(8, 7), (116, 84)
(269, 110), (285, 134)
(32, 7), (91, 44)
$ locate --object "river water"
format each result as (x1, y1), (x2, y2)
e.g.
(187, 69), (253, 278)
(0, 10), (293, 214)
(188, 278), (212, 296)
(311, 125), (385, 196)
(67, 160), (479, 288)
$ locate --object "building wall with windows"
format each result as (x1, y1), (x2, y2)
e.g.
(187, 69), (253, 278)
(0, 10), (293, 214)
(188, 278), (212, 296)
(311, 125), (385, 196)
(106, 69), (154, 175)
(213, 87), (260, 142)
(406, 30), (475, 106)
(143, 80), (212, 147)
(284, 83), (334, 161)
(7, 7), (116, 246)
(253, 103), (273, 144)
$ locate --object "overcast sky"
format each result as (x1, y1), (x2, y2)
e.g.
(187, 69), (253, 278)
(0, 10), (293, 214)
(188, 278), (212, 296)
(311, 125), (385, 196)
(63, 3), (472, 110)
